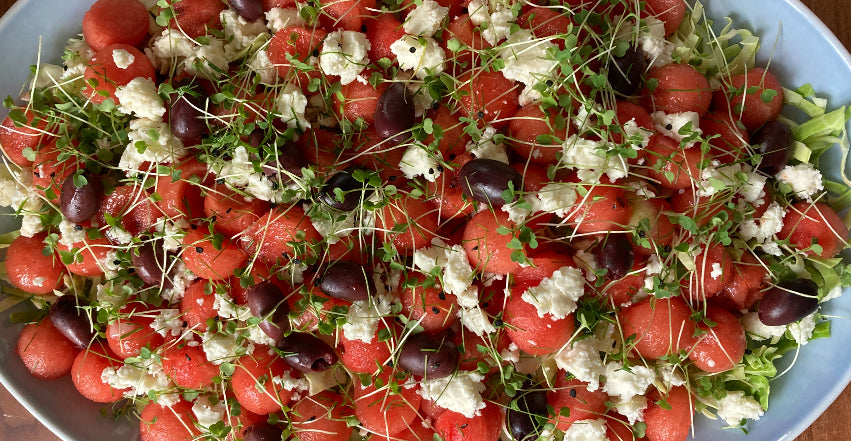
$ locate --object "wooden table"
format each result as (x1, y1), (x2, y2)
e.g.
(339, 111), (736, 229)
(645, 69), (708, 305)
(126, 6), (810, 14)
(0, 0), (850, 440)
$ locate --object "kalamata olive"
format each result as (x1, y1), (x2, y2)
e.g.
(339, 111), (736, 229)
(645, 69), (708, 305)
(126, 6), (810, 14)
(506, 388), (549, 441)
(276, 333), (338, 372)
(261, 142), (307, 184)
(60, 173), (103, 223)
(752, 120), (793, 175)
(228, 0), (263, 21)
(608, 46), (646, 96)
(317, 260), (375, 301)
(319, 168), (373, 211)
(49, 295), (96, 349)
(131, 240), (174, 288)
(374, 82), (415, 145)
(243, 421), (284, 441)
(594, 234), (635, 280)
(397, 332), (459, 378)
(169, 81), (208, 144)
(759, 278), (820, 326)
(246, 282), (291, 341)
(458, 158), (523, 207)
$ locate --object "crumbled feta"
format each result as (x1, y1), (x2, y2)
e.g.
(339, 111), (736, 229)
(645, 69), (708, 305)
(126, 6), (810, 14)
(112, 48), (135, 69)
(602, 362), (655, 400)
(696, 162), (743, 197)
(192, 396), (227, 428)
(265, 7), (305, 34)
(651, 110), (702, 144)
(102, 360), (177, 406)
(214, 291), (253, 321)
(150, 28), (230, 79)
(400, 144), (441, 182)
(62, 37), (95, 79)
(561, 135), (629, 182)
(466, 125), (509, 163)
(58, 219), (86, 246)
(154, 217), (189, 253)
(320, 31), (370, 85)
(534, 182), (578, 219)
(248, 49), (278, 84)
(20, 214), (44, 238)
(458, 306), (497, 336)
(309, 203), (356, 244)
(115, 77), (166, 121)
(562, 419), (608, 441)
(776, 163), (824, 201)
(277, 85), (311, 129)
(215, 146), (281, 202)
(741, 312), (786, 340)
(622, 119), (653, 149)
(162, 261), (197, 303)
(656, 363), (687, 388)
(404, 0), (449, 37)
(637, 17), (675, 68)
(498, 30), (557, 92)
(342, 293), (395, 343)
(390, 35), (445, 79)
(738, 201), (786, 244)
(220, 9), (268, 52)
(615, 395), (648, 424)
(738, 170), (767, 205)
(467, 0), (516, 45)
(554, 339), (605, 391)
(202, 330), (243, 365)
(521, 266), (585, 320)
(119, 118), (187, 173)
(413, 239), (477, 304)
(247, 323), (278, 347)
(150, 308), (185, 338)
(716, 391), (764, 425)
(418, 371), (486, 418)
(788, 313), (817, 345)
(500, 342), (520, 363)
(30, 64), (64, 89)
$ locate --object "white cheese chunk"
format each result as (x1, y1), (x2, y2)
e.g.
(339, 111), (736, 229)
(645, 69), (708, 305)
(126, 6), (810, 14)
(553, 339), (605, 391)
(115, 77), (166, 121)
(716, 391), (764, 425)
(602, 362), (655, 400)
(319, 31), (371, 85)
(399, 144), (441, 182)
(404, 0), (449, 37)
(417, 371), (486, 418)
(562, 419), (608, 441)
(112, 48), (135, 69)
(498, 30), (557, 89)
(390, 35), (445, 79)
(521, 266), (585, 320)
(266, 7), (305, 34)
(776, 163), (824, 201)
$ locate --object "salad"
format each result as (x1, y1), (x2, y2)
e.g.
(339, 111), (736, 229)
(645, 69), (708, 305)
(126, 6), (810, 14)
(1, 0), (850, 440)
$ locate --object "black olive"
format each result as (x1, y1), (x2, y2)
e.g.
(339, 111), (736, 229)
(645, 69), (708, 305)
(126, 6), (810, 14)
(60, 173), (103, 223)
(49, 295), (96, 349)
(506, 388), (548, 441)
(458, 158), (523, 207)
(132, 240), (173, 289)
(594, 234), (635, 280)
(246, 282), (291, 342)
(374, 82), (415, 145)
(319, 168), (373, 211)
(169, 79), (209, 145)
(397, 332), (459, 378)
(228, 0), (263, 21)
(752, 120), (793, 175)
(317, 260), (375, 302)
(759, 278), (819, 326)
(608, 46), (646, 96)
(243, 421), (284, 441)
(277, 333), (338, 372)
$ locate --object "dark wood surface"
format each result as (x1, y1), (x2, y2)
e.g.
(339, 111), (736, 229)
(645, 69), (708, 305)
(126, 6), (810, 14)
(0, 0), (849, 440)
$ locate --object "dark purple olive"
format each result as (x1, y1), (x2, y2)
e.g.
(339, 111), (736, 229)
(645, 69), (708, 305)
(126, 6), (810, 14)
(397, 332), (459, 378)
(319, 168), (373, 211)
(248, 129), (265, 149)
(594, 234), (635, 280)
(374, 82), (415, 145)
(608, 46), (646, 96)
(317, 260), (375, 301)
(277, 333), (338, 372)
(758, 278), (819, 326)
(261, 142), (307, 184)
(49, 296), (96, 349)
(169, 81), (208, 144)
(752, 120), (793, 175)
(458, 158), (523, 207)
(228, 0), (263, 21)
(60, 173), (103, 223)
(132, 240), (173, 288)
(506, 388), (549, 441)
(246, 282), (291, 341)
(243, 421), (284, 441)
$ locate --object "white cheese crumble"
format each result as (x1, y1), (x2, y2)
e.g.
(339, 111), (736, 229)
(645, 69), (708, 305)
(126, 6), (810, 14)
(602, 362), (655, 400)
(342, 292), (396, 343)
(535, 182), (578, 218)
(553, 339), (605, 391)
(562, 418), (608, 441)
(58, 219), (86, 246)
(119, 118), (187, 173)
(651, 110), (702, 145)
(467, 0), (516, 45)
(150, 308), (185, 338)
(521, 266), (585, 320)
(715, 391), (764, 425)
(265, 7), (305, 34)
(413, 238), (477, 304)
(561, 135), (629, 182)
(319, 31), (371, 85)
(466, 125), (509, 163)
(202, 330), (244, 365)
(214, 146), (281, 203)
(112, 48), (135, 69)
(102, 360), (177, 407)
(404, 0), (449, 37)
(788, 313), (817, 345)
(248, 49), (278, 84)
(390, 35), (445, 79)
(637, 17), (675, 69)
(614, 395), (648, 424)
(776, 163), (824, 201)
(738, 202), (786, 254)
(458, 306), (497, 336)
(192, 396), (227, 428)
(115, 77), (166, 121)
(214, 291), (252, 321)
(742, 310), (784, 340)
(220, 9), (268, 53)
(696, 162), (742, 197)
(276, 85), (311, 129)
(498, 30), (558, 96)
(399, 144), (441, 182)
(417, 371), (486, 418)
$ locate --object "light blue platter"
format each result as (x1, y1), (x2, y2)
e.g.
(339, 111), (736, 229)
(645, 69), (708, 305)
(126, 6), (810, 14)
(0, 1), (849, 440)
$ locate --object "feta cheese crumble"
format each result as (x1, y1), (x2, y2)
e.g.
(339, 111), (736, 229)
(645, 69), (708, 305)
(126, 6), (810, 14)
(319, 31), (371, 85)
(521, 266), (585, 320)
(417, 371), (486, 418)
(715, 391), (764, 425)
(776, 163), (824, 200)
(404, 0), (449, 37)
(399, 144), (441, 182)
(115, 77), (166, 121)
(112, 48), (135, 69)
(390, 35), (445, 79)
